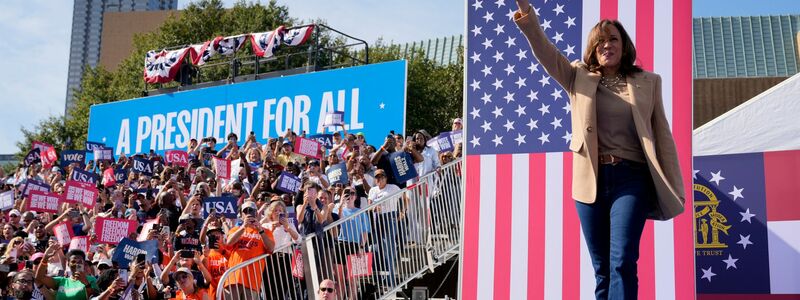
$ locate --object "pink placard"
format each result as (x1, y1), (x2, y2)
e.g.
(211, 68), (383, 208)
(102, 168), (115, 187)
(294, 137), (321, 159)
(63, 180), (98, 207)
(95, 217), (137, 245)
(212, 157), (231, 179)
(137, 219), (158, 242)
(53, 222), (75, 246)
(165, 150), (189, 167)
(41, 147), (58, 169)
(68, 236), (89, 253)
(27, 190), (60, 214)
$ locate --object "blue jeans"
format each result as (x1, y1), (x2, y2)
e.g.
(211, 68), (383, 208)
(575, 160), (653, 300)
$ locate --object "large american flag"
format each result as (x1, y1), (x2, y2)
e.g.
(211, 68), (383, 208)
(460, 0), (694, 299)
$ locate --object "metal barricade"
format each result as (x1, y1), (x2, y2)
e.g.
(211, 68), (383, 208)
(216, 158), (463, 300)
(215, 242), (306, 300)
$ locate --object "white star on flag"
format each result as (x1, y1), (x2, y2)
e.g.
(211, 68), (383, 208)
(701, 267), (716, 282)
(722, 254), (739, 270)
(740, 208), (756, 223)
(709, 170), (725, 186)
(737, 234), (753, 249)
(729, 185), (744, 201)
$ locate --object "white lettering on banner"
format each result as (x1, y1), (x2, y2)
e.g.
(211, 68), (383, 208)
(102, 220), (130, 242)
(54, 224), (71, 245)
(394, 155), (409, 177)
(205, 202), (236, 215)
(329, 168), (342, 182)
(298, 139), (316, 156)
(122, 244), (147, 261)
(117, 90), (365, 153)
(350, 255), (369, 276)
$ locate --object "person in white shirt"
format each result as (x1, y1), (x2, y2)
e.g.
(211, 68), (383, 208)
(367, 169), (404, 287)
(411, 130), (441, 177)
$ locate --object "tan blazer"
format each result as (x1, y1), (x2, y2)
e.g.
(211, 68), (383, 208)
(514, 7), (685, 220)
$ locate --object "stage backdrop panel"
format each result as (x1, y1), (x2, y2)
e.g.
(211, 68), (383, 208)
(88, 60), (407, 156)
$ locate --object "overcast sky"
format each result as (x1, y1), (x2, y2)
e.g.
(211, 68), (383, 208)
(2, 0), (800, 154)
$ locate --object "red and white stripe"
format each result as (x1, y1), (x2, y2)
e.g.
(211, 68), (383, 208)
(460, 0), (694, 299)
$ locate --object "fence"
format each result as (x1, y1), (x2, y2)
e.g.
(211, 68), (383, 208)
(216, 158), (463, 300)
(388, 35), (463, 65)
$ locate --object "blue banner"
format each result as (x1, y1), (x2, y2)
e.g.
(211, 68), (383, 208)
(276, 171), (301, 193)
(114, 168), (128, 184)
(85, 141), (105, 152)
(70, 168), (98, 184)
(88, 60), (407, 156)
(112, 238), (159, 269)
(24, 149), (41, 167)
(308, 134), (334, 149)
(202, 196), (238, 218)
(388, 151), (418, 183)
(326, 162), (349, 185)
(132, 157), (154, 176)
(60, 150), (86, 169)
(22, 179), (50, 197)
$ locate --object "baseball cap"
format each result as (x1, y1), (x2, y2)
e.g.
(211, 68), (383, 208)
(375, 169), (386, 177)
(175, 267), (192, 275)
(95, 259), (113, 268)
(9, 209), (20, 217)
(241, 201), (258, 212)
(453, 118), (463, 124)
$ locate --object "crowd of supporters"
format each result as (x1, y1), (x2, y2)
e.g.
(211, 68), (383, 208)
(0, 118), (463, 300)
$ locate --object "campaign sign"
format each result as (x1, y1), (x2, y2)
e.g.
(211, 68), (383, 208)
(308, 134), (334, 149)
(115, 168), (128, 183)
(94, 147), (114, 162)
(137, 219), (158, 241)
(323, 111), (345, 127)
(88, 60), (407, 156)
(132, 157), (154, 176)
(102, 168), (116, 187)
(165, 150), (189, 167)
(61, 150), (86, 169)
(53, 222), (75, 246)
(85, 141), (105, 152)
(32, 141), (51, 153)
(276, 171), (301, 193)
(326, 163), (349, 185)
(27, 190), (60, 214)
(95, 218), (138, 244)
(388, 152), (418, 183)
(294, 137), (321, 159)
(450, 130), (463, 145)
(63, 180), (98, 207)
(202, 196), (238, 218)
(0, 191), (14, 211)
(23, 179), (50, 197)
(41, 147), (58, 168)
(213, 157), (231, 179)
(70, 168), (98, 184)
(24, 149), (41, 166)
(112, 238), (159, 268)
(435, 132), (455, 153)
(68, 236), (90, 253)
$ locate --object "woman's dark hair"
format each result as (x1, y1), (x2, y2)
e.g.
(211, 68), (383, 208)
(582, 19), (643, 76)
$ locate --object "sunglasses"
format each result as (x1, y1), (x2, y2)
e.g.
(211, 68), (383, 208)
(176, 273), (190, 281)
(14, 279), (33, 285)
(319, 287), (335, 293)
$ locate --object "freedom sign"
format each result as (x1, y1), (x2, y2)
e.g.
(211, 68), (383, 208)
(388, 151), (418, 183)
(276, 171), (301, 193)
(203, 196), (238, 218)
(326, 163), (348, 185)
(165, 150), (189, 167)
(294, 137), (321, 159)
(95, 218), (138, 244)
(53, 222), (75, 246)
(213, 157), (231, 179)
(61, 150), (86, 169)
(27, 190), (60, 213)
(88, 60), (406, 156)
(132, 157), (154, 176)
(63, 180), (98, 207)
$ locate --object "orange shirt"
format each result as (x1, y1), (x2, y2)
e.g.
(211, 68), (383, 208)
(174, 287), (208, 300)
(223, 225), (274, 290)
(206, 249), (228, 298)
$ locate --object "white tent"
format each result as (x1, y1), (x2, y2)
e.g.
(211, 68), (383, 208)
(694, 72), (800, 156)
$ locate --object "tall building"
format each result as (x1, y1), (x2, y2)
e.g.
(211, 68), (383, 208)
(65, 0), (178, 115)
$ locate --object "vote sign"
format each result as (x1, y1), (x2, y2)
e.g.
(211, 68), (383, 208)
(63, 180), (99, 207)
(27, 190), (60, 214)
(294, 137), (321, 159)
(323, 111), (345, 127)
(61, 150), (86, 169)
(276, 171), (301, 193)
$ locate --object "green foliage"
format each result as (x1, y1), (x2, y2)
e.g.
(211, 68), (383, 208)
(18, 0), (463, 158)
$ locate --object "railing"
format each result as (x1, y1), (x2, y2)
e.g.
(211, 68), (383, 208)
(216, 158), (463, 300)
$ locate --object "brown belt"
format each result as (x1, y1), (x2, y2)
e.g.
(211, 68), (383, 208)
(599, 154), (623, 165)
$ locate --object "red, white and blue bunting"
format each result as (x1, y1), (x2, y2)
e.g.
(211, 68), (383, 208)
(251, 25), (284, 58)
(144, 25), (315, 83)
(282, 25), (314, 46)
(143, 47), (191, 84)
